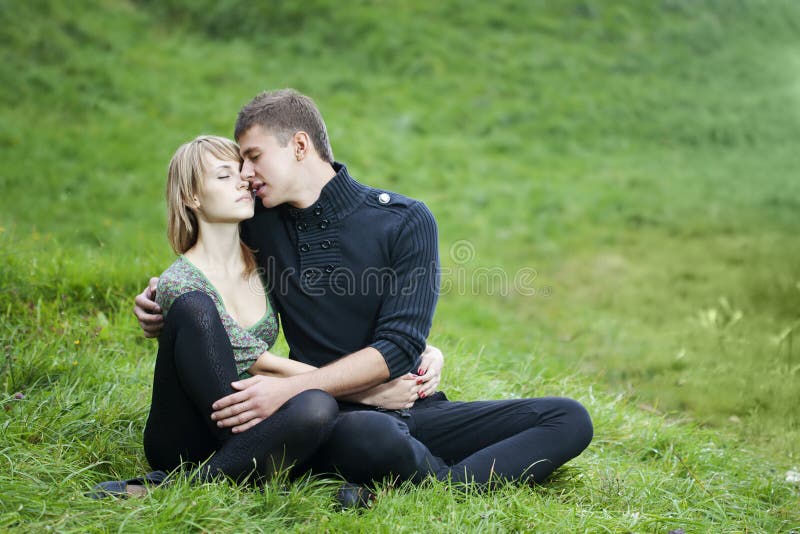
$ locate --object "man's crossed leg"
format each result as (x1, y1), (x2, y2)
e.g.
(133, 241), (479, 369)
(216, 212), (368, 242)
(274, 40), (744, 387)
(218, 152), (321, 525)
(308, 394), (593, 486)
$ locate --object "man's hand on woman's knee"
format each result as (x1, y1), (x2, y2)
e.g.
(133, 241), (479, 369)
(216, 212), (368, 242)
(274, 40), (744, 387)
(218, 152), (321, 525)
(211, 375), (301, 433)
(133, 277), (164, 338)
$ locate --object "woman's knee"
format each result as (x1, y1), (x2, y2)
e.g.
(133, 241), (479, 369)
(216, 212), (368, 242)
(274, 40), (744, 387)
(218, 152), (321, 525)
(162, 291), (230, 366)
(165, 291), (219, 330)
(283, 389), (338, 434)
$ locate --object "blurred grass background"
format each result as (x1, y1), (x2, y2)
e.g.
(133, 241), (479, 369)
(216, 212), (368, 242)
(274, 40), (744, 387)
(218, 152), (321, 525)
(1, 0), (799, 530)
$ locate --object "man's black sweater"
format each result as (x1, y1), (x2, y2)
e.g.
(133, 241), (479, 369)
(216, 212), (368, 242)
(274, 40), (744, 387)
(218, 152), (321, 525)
(242, 163), (439, 379)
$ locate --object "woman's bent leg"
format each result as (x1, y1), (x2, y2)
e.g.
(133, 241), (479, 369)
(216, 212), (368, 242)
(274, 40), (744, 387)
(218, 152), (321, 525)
(204, 389), (338, 481)
(143, 291), (338, 481)
(143, 291), (232, 471)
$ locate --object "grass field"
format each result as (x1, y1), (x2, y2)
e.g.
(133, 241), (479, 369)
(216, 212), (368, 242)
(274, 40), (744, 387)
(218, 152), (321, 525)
(1, 0), (799, 531)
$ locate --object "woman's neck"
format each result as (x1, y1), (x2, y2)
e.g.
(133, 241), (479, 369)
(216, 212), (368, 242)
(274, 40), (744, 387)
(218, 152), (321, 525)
(184, 222), (245, 277)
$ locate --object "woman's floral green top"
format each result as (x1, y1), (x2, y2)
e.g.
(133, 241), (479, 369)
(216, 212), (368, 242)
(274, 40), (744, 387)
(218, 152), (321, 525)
(156, 256), (278, 377)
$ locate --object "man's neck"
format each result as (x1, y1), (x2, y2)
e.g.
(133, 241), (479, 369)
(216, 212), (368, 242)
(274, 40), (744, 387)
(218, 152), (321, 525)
(289, 160), (337, 209)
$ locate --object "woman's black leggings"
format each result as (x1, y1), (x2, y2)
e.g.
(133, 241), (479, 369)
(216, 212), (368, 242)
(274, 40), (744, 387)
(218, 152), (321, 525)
(143, 291), (338, 482)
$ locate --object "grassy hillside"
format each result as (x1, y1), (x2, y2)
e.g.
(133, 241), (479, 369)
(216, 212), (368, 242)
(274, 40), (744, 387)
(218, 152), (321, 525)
(1, 0), (799, 530)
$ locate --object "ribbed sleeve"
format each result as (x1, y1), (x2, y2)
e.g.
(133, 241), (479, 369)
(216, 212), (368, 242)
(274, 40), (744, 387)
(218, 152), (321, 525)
(370, 201), (440, 378)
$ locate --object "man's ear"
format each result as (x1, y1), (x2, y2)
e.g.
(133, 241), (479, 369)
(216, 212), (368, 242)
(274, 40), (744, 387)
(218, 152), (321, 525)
(293, 131), (310, 161)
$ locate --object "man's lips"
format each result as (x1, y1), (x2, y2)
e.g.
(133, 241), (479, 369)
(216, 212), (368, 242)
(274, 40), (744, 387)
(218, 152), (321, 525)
(250, 181), (266, 197)
(253, 184), (267, 197)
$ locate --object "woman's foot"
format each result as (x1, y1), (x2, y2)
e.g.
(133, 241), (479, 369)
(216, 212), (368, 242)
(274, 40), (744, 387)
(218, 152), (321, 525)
(85, 471), (167, 499)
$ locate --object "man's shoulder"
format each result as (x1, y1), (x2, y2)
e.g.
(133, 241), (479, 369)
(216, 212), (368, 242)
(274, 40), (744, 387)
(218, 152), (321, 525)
(361, 185), (429, 218)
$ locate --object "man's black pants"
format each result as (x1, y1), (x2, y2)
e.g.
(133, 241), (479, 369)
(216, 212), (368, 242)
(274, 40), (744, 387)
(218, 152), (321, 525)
(305, 392), (593, 486)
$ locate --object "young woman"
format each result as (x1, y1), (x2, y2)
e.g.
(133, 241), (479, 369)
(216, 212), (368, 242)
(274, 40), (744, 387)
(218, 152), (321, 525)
(141, 135), (441, 487)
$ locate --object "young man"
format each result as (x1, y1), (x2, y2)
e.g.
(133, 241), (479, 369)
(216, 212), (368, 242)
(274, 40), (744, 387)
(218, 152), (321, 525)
(135, 89), (592, 486)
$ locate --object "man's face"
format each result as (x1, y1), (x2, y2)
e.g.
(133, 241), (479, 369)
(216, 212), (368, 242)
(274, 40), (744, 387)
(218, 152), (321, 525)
(239, 126), (298, 208)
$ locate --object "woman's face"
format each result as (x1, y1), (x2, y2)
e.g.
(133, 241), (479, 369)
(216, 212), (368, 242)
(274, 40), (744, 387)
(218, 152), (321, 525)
(192, 154), (254, 224)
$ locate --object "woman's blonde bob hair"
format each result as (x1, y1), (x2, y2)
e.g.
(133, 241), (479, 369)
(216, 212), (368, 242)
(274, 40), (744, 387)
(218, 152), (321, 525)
(166, 135), (256, 276)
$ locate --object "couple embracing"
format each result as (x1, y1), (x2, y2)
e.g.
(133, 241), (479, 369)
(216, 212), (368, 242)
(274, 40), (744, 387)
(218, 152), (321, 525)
(121, 89), (591, 503)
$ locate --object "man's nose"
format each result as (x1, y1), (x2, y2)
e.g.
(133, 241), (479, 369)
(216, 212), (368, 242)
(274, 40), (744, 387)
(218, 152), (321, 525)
(241, 159), (254, 179)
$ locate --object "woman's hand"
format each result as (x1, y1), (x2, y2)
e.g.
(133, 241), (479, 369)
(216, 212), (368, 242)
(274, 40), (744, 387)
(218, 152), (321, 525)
(343, 374), (419, 410)
(416, 344), (443, 399)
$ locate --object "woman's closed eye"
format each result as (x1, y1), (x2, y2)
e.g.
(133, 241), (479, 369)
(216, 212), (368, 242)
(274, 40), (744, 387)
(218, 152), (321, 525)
(218, 175), (231, 179)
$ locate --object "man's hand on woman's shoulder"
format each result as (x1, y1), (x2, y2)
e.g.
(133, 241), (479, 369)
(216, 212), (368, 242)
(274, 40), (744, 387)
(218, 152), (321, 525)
(134, 277), (164, 338)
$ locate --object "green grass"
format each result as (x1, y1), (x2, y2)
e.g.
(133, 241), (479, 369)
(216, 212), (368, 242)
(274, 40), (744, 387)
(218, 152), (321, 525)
(2, 0), (799, 530)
